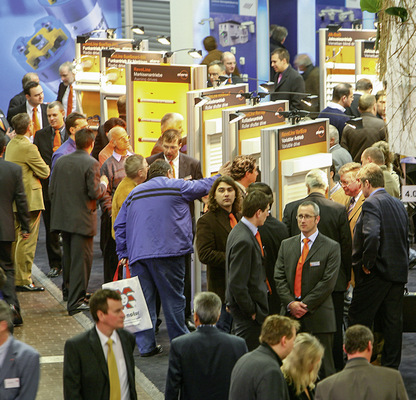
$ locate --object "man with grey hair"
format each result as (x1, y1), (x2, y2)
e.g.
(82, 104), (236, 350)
(315, 325), (408, 399)
(0, 300), (40, 399)
(57, 61), (77, 116)
(329, 124), (352, 178)
(165, 292), (247, 400)
(276, 200), (342, 377)
(294, 54), (320, 112)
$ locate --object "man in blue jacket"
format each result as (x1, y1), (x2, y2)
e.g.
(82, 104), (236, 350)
(115, 159), (220, 356)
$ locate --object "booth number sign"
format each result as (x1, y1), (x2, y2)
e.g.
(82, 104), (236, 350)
(402, 186), (416, 202)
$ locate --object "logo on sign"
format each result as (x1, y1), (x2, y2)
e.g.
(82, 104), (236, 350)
(118, 287), (135, 309)
(177, 70), (189, 80)
(316, 126), (325, 138)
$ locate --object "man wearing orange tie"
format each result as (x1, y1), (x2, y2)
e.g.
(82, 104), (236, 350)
(225, 190), (270, 351)
(57, 61), (77, 116)
(275, 201), (341, 378)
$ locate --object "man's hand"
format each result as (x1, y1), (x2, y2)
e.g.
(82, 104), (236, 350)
(218, 161), (231, 176)
(289, 301), (308, 319)
(362, 266), (371, 275)
(6, 128), (16, 140)
(119, 258), (128, 266)
(20, 231), (30, 240)
(251, 313), (256, 321)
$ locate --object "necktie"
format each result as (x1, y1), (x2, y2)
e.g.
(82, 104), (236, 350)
(107, 338), (121, 400)
(53, 129), (61, 152)
(32, 108), (40, 134)
(294, 238), (310, 298)
(228, 76), (232, 84)
(277, 73), (282, 84)
(67, 85), (73, 116)
(348, 197), (355, 216)
(0, 118), (5, 131)
(229, 213), (237, 228)
(169, 160), (175, 178)
(255, 231), (272, 293)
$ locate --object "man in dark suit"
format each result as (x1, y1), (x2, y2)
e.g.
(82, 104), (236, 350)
(226, 190), (270, 351)
(282, 169), (351, 371)
(275, 201), (341, 378)
(315, 325), (408, 400)
(0, 109), (14, 144)
(196, 176), (242, 332)
(34, 101), (67, 278)
(0, 132), (30, 325)
(57, 61), (77, 116)
(7, 72), (39, 123)
(165, 291), (247, 400)
(271, 48), (305, 110)
(50, 128), (108, 315)
(7, 82), (49, 131)
(147, 128), (203, 331)
(229, 315), (299, 400)
(64, 289), (137, 400)
(0, 300), (40, 399)
(349, 163), (409, 369)
(345, 78), (373, 118)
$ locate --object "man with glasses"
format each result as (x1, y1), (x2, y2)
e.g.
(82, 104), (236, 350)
(275, 201), (341, 378)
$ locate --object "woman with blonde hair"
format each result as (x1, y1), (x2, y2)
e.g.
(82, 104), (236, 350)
(281, 333), (324, 400)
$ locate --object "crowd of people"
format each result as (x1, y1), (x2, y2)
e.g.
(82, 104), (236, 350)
(0, 35), (411, 400)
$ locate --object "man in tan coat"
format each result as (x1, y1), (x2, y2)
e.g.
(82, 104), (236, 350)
(5, 113), (49, 291)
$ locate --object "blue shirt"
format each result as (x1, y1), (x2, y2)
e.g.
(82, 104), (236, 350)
(51, 137), (76, 175)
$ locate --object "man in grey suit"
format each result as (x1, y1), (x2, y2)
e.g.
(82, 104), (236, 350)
(226, 190), (270, 351)
(315, 324), (408, 400)
(64, 289), (137, 400)
(0, 300), (40, 400)
(275, 201), (341, 378)
(229, 315), (299, 400)
(50, 128), (108, 315)
(165, 291), (247, 400)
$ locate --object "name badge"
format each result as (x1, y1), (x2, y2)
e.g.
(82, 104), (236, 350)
(310, 261), (320, 267)
(4, 378), (20, 389)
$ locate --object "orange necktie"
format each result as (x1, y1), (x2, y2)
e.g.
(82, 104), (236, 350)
(0, 118), (5, 131)
(53, 129), (61, 152)
(32, 107), (40, 134)
(169, 161), (176, 178)
(229, 213), (237, 228)
(67, 85), (73, 116)
(294, 238), (310, 298)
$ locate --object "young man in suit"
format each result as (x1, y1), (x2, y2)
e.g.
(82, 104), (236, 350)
(282, 169), (351, 371)
(315, 325), (408, 399)
(165, 291), (247, 400)
(196, 176), (242, 332)
(270, 48), (305, 110)
(229, 315), (299, 400)
(64, 289), (137, 400)
(50, 128), (108, 315)
(0, 132), (30, 325)
(349, 163), (409, 369)
(229, 155), (259, 199)
(226, 190), (270, 351)
(275, 201), (341, 378)
(0, 300), (40, 400)
(34, 101), (67, 278)
(5, 113), (49, 292)
(7, 82), (49, 132)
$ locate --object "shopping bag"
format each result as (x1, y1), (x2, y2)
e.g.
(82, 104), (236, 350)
(102, 261), (153, 333)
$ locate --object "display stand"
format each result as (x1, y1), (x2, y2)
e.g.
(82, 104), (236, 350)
(354, 40), (382, 90)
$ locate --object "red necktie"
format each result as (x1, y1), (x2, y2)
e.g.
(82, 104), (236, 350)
(53, 129), (61, 152)
(67, 85), (73, 116)
(229, 213), (237, 228)
(294, 238), (310, 298)
(32, 108), (40, 134)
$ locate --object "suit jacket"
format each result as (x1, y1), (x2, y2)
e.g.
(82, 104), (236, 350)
(340, 112), (387, 162)
(302, 64), (320, 113)
(353, 189), (408, 284)
(271, 65), (305, 110)
(229, 343), (290, 400)
(165, 326), (247, 400)
(7, 91), (25, 122)
(91, 124), (109, 160)
(275, 232), (341, 333)
(282, 192), (351, 291)
(63, 327), (137, 400)
(34, 125), (68, 201)
(345, 93), (361, 118)
(318, 107), (350, 138)
(0, 158), (30, 241)
(196, 207), (235, 302)
(0, 336), (40, 400)
(56, 82), (66, 104)
(0, 108), (11, 136)
(4, 135), (50, 212)
(315, 358), (409, 400)
(7, 102), (49, 130)
(330, 144), (352, 177)
(226, 221), (269, 324)
(50, 149), (106, 236)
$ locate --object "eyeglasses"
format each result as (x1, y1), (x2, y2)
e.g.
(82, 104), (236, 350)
(296, 214), (317, 220)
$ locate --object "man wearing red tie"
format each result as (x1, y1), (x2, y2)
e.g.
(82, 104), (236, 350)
(57, 61), (77, 116)
(275, 201), (341, 378)
(225, 190), (270, 351)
